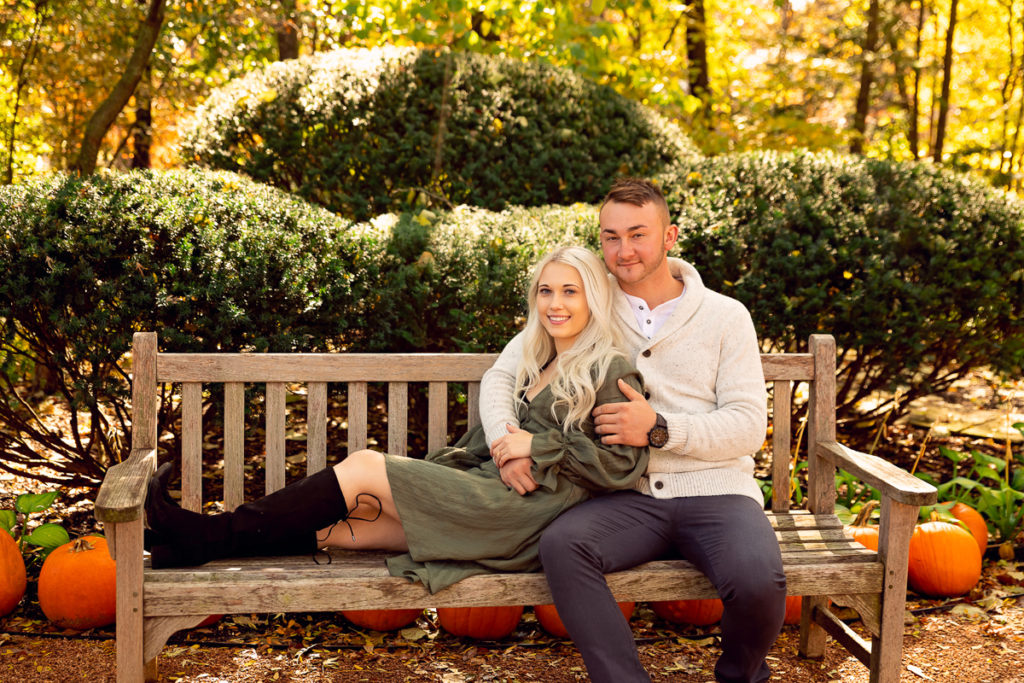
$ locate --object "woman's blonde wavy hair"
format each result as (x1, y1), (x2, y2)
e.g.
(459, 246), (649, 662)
(514, 246), (626, 432)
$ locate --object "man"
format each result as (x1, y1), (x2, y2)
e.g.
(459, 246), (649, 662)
(481, 178), (786, 683)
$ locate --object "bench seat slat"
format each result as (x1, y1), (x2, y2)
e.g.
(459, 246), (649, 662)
(141, 556), (883, 616)
(765, 512), (844, 529)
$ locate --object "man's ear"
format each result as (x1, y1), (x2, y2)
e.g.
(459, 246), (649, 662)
(664, 223), (680, 250)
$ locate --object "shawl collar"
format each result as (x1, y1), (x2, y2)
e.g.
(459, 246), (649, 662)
(610, 257), (707, 346)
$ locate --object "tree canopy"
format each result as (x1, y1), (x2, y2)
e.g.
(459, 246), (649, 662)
(2, 0), (1023, 191)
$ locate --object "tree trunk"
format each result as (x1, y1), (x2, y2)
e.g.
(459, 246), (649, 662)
(998, 0), (1020, 177)
(932, 0), (959, 163)
(276, 0), (299, 60)
(72, 0), (165, 176)
(850, 0), (883, 155)
(684, 0), (712, 124)
(4, 3), (50, 184)
(909, 0), (927, 159)
(131, 64), (152, 169)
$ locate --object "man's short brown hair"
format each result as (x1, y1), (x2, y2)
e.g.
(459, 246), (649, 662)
(600, 178), (671, 227)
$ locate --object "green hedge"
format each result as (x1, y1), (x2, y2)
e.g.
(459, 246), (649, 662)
(178, 47), (700, 221)
(0, 169), (599, 484)
(4, 155), (1022, 483)
(661, 150), (1024, 418)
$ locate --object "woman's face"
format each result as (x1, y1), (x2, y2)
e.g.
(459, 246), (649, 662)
(536, 262), (591, 353)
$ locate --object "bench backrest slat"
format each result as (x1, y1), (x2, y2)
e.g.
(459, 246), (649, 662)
(182, 382), (203, 512)
(771, 379), (793, 513)
(139, 335), (829, 511)
(428, 382), (448, 452)
(387, 382), (409, 456)
(308, 382), (328, 474)
(224, 382), (245, 511)
(157, 354), (499, 382)
(347, 382), (368, 454)
(266, 382), (287, 494)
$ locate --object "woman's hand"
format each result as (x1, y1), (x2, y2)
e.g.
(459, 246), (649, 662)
(500, 458), (538, 495)
(491, 423), (533, 467)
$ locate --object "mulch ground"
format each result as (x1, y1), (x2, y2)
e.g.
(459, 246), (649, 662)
(2, 559), (1024, 682)
(2, 372), (1022, 681)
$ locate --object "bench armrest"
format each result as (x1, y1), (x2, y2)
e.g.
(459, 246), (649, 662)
(95, 447), (157, 524)
(817, 440), (937, 507)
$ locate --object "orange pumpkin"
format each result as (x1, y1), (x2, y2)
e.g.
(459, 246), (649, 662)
(38, 535), (116, 630)
(534, 601), (635, 638)
(783, 595), (804, 625)
(652, 598), (724, 626)
(783, 595), (832, 625)
(1, 530), (27, 617)
(437, 605), (523, 639)
(950, 502), (988, 557)
(846, 500), (879, 551)
(907, 520), (982, 597)
(342, 608), (422, 631)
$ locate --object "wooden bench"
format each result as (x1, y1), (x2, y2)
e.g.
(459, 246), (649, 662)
(95, 332), (936, 682)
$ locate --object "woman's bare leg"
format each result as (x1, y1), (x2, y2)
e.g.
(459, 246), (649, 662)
(316, 449), (409, 552)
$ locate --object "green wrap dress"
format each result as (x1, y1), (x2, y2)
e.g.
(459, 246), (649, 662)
(384, 354), (649, 593)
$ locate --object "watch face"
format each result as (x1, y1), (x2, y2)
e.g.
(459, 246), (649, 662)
(648, 426), (669, 448)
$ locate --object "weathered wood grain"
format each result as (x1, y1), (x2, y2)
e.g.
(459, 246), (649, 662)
(96, 333), (937, 683)
(307, 382), (327, 474)
(224, 382), (244, 510)
(95, 447), (156, 523)
(771, 379), (793, 513)
(181, 382), (203, 512)
(347, 381), (367, 454)
(158, 354), (500, 382)
(818, 441), (937, 506)
(141, 559), (883, 616)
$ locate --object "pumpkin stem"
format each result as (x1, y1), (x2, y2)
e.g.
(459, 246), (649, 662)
(71, 537), (96, 553)
(853, 499), (880, 527)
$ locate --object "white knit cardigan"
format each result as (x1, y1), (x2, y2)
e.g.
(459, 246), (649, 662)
(479, 257), (767, 506)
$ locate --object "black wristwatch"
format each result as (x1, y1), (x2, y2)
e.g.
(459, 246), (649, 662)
(647, 413), (669, 448)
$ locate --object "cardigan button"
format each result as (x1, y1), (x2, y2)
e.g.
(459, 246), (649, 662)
(654, 480), (664, 490)
(642, 349), (652, 357)
(644, 391), (650, 399)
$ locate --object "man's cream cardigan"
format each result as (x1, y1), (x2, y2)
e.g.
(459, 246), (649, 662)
(479, 257), (767, 506)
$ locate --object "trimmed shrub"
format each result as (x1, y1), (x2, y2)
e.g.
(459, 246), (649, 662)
(0, 169), (374, 485)
(178, 47), (700, 221)
(359, 203), (599, 353)
(660, 150), (1024, 419)
(0, 169), (598, 485)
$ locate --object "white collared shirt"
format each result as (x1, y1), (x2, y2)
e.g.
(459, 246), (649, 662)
(622, 290), (684, 339)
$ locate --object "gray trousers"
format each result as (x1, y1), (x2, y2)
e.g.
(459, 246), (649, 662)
(538, 491), (786, 683)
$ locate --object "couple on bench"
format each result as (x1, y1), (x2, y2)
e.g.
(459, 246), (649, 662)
(144, 178), (785, 683)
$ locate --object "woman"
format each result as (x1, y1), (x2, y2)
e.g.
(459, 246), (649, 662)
(145, 246), (649, 593)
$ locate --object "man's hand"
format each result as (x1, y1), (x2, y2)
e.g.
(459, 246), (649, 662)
(592, 379), (657, 447)
(490, 423), (533, 467)
(500, 457), (538, 495)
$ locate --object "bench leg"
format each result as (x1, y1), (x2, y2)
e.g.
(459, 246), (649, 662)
(798, 596), (828, 658)
(114, 520), (146, 683)
(868, 498), (918, 683)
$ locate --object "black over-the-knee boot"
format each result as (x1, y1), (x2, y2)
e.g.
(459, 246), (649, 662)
(144, 462), (348, 568)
